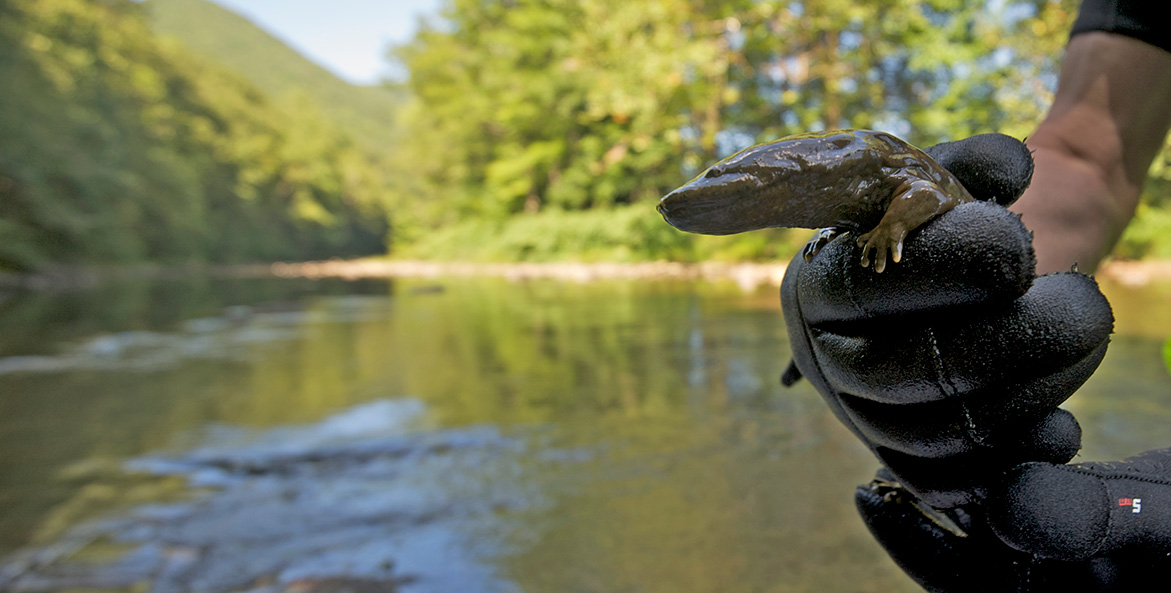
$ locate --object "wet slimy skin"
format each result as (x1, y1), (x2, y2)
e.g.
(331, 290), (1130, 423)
(657, 129), (976, 272)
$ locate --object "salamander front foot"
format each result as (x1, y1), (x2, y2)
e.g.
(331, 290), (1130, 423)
(856, 223), (908, 273)
(802, 227), (845, 262)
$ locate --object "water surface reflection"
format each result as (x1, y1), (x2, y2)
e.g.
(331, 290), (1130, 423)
(0, 275), (1166, 592)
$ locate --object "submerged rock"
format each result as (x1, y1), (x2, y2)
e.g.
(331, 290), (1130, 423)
(0, 400), (555, 593)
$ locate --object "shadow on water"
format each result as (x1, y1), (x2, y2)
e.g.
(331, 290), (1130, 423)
(0, 274), (1167, 592)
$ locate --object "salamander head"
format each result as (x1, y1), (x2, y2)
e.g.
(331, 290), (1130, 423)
(657, 166), (779, 235)
(658, 131), (869, 235)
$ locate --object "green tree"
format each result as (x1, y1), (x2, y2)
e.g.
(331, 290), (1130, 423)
(394, 0), (730, 224)
(393, 0), (1118, 263)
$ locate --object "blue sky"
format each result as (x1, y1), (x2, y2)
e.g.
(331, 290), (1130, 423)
(208, 0), (443, 85)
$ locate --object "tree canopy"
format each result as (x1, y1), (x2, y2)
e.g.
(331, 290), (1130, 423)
(4, 0), (1170, 270)
(393, 0), (1163, 261)
(395, 0), (1082, 221)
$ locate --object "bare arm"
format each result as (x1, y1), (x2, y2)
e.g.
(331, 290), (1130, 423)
(1012, 32), (1171, 274)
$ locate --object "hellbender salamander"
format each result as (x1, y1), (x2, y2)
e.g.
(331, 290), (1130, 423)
(657, 129), (978, 273)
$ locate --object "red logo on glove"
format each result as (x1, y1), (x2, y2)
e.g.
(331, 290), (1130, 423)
(1118, 498), (1142, 513)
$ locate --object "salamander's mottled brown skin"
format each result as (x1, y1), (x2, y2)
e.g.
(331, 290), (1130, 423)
(657, 129), (977, 272)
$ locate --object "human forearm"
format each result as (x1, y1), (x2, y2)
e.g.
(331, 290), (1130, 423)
(1012, 32), (1171, 274)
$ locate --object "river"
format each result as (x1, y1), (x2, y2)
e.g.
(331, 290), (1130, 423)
(0, 272), (1168, 592)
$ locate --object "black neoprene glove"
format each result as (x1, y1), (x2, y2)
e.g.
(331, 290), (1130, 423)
(857, 449), (1171, 592)
(780, 134), (1114, 509)
(778, 134), (1171, 590)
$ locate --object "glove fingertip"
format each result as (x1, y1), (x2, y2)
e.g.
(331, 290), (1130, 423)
(990, 449), (1171, 562)
(987, 462), (1110, 561)
(792, 201), (1035, 325)
(925, 133), (1034, 207)
(1018, 408), (1082, 465)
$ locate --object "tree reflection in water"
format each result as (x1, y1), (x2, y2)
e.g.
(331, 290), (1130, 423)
(0, 276), (1166, 592)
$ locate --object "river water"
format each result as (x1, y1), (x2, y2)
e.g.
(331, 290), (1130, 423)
(0, 273), (1167, 592)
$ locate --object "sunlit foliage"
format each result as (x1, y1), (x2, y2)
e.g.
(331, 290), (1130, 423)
(394, 0), (1083, 218)
(5, 0), (1169, 268)
(391, 0), (1169, 261)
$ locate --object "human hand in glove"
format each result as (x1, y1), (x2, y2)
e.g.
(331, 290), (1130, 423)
(778, 134), (1114, 509)
(659, 130), (1151, 590)
(772, 133), (1171, 591)
(857, 448), (1171, 592)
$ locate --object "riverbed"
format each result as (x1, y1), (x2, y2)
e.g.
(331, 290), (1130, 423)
(0, 273), (1167, 592)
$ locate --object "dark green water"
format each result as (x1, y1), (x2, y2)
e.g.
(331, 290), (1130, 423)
(0, 274), (1167, 592)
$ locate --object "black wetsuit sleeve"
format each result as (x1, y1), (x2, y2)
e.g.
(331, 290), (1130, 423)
(1071, 0), (1170, 53)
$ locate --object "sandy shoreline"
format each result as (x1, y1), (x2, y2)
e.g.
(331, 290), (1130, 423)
(270, 259), (791, 289)
(1090, 260), (1171, 287)
(4, 258), (1170, 292)
(268, 257), (1171, 288)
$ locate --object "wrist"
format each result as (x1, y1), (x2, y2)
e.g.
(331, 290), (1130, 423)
(1012, 32), (1171, 274)
(1012, 128), (1135, 274)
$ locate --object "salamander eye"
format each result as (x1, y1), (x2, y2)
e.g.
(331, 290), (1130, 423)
(830, 137), (852, 149)
(703, 166), (722, 179)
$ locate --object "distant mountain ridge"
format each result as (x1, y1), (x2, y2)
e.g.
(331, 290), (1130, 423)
(144, 0), (402, 154)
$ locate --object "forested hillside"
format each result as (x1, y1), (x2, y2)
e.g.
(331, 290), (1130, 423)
(144, 0), (404, 155)
(0, 0), (390, 272)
